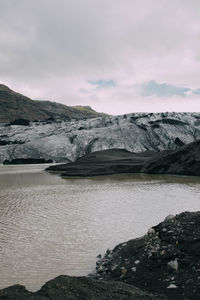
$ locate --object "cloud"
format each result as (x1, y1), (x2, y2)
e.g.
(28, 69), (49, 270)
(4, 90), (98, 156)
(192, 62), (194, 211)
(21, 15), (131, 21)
(193, 88), (200, 95)
(88, 79), (116, 89)
(141, 81), (191, 97)
(0, 0), (200, 114)
(79, 88), (89, 94)
(140, 81), (200, 98)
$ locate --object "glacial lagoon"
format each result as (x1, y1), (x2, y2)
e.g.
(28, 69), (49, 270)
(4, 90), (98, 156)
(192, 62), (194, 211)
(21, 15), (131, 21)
(0, 164), (200, 291)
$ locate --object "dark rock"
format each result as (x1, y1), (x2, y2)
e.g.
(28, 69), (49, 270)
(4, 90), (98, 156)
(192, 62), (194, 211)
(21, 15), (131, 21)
(10, 119), (30, 126)
(0, 275), (168, 300)
(142, 139), (200, 176)
(0, 284), (33, 300)
(69, 135), (77, 144)
(174, 137), (185, 147)
(94, 211), (200, 300)
(0, 140), (10, 146)
(3, 158), (53, 165)
(0, 139), (25, 146)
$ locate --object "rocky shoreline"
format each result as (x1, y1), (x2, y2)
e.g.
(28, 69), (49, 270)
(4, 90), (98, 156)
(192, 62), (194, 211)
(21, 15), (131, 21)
(46, 139), (200, 177)
(1, 211), (200, 299)
(94, 211), (200, 300)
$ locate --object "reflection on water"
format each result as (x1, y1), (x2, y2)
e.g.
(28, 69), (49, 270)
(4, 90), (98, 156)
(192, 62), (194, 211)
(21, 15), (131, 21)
(0, 164), (200, 291)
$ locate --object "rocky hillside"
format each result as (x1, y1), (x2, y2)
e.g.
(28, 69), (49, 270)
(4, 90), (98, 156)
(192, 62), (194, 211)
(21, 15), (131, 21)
(95, 211), (200, 300)
(0, 112), (200, 164)
(0, 84), (105, 123)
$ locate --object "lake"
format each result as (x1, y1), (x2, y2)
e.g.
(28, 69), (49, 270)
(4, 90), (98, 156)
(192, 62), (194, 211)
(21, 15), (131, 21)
(0, 164), (200, 291)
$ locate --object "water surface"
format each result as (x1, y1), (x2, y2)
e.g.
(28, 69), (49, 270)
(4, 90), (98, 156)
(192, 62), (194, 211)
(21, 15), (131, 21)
(0, 164), (200, 291)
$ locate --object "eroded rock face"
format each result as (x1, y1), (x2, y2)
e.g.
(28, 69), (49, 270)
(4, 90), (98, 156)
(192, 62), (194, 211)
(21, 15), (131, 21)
(94, 211), (200, 300)
(0, 112), (200, 164)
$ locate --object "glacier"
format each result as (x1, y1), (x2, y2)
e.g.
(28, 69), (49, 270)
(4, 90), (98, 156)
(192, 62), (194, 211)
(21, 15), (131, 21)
(0, 112), (200, 164)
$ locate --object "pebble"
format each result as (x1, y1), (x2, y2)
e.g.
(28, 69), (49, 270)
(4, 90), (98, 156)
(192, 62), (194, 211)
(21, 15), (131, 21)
(131, 267), (137, 272)
(167, 284), (178, 289)
(168, 258), (178, 271)
(120, 267), (127, 278)
(111, 264), (118, 271)
(164, 214), (175, 221)
(148, 228), (155, 235)
(134, 260), (140, 265)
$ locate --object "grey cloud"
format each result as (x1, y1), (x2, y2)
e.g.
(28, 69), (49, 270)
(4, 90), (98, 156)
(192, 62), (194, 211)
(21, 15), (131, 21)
(88, 80), (116, 89)
(1, 0), (199, 80)
(79, 88), (89, 94)
(0, 0), (200, 113)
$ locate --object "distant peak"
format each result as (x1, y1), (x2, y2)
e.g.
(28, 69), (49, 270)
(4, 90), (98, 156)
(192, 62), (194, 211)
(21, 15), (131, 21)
(0, 84), (12, 92)
(73, 105), (95, 112)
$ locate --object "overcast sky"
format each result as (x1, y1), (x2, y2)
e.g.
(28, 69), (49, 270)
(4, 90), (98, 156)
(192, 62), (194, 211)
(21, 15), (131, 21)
(1, 0), (200, 114)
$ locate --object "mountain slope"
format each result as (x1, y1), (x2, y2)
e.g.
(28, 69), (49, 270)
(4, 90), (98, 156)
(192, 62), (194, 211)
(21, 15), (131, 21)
(0, 84), (105, 123)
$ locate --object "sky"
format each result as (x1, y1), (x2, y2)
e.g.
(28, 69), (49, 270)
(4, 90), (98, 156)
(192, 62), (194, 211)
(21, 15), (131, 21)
(0, 0), (200, 115)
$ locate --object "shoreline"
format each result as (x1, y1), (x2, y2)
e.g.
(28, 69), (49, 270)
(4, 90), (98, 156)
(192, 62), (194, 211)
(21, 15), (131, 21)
(1, 211), (200, 299)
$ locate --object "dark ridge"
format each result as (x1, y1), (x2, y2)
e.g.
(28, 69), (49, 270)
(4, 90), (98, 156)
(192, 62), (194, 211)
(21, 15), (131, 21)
(0, 84), (106, 123)
(3, 158), (53, 165)
(46, 148), (161, 176)
(151, 124), (160, 129)
(0, 140), (24, 146)
(149, 118), (187, 126)
(137, 124), (148, 131)
(46, 140), (200, 177)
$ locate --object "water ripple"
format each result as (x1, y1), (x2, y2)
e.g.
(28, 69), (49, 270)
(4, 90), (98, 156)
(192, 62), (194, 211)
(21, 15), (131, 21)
(0, 165), (200, 291)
